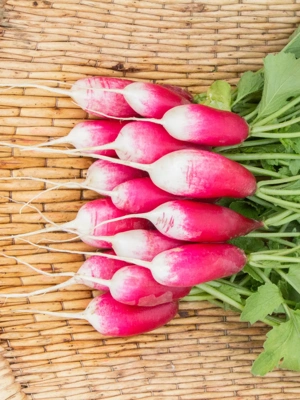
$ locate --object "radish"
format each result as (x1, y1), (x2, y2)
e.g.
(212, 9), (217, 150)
(0, 252), (127, 294)
(90, 200), (263, 242)
(105, 265), (191, 306)
(0, 77), (140, 118)
(1, 121), (200, 164)
(84, 103), (249, 146)
(71, 149), (257, 199)
(0, 198), (151, 247)
(14, 292), (179, 336)
(16, 242), (248, 288)
(30, 119), (127, 155)
(161, 84), (194, 102)
(67, 121), (201, 164)
(0, 255), (191, 306)
(9, 177), (180, 214)
(0, 80), (190, 119)
(85, 229), (184, 261)
(82, 159), (147, 191)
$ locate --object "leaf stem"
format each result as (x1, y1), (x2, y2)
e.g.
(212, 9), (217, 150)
(252, 116), (300, 133)
(258, 174), (300, 188)
(226, 153), (300, 161)
(250, 254), (300, 263)
(252, 95), (300, 127)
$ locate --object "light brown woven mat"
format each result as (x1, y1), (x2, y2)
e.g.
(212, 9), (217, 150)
(1, 1), (300, 399)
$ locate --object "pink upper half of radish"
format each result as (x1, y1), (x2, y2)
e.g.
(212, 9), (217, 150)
(71, 77), (140, 118)
(122, 82), (190, 119)
(63, 198), (151, 248)
(76, 253), (128, 291)
(150, 149), (257, 198)
(146, 200), (263, 242)
(114, 121), (198, 164)
(84, 159), (147, 191)
(111, 229), (184, 261)
(161, 84), (194, 102)
(84, 292), (178, 336)
(161, 104), (249, 146)
(68, 120), (126, 156)
(150, 243), (247, 287)
(110, 265), (191, 306)
(111, 177), (181, 213)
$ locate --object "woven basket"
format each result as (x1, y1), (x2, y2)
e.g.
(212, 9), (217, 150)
(1, 1), (300, 399)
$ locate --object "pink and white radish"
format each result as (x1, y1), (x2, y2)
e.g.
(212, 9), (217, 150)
(0, 121), (199, 165)
(67, 121), (201, 164)
(85, 103), (249, 146)
(18, 242), (248, 288)
(3, 160), (147, 203)
(1, 77), (140, 118)
(0, 255), (191, 306)
(84, 229), (184, 261)
(90, 200), (263, 242)
(161, 84), (194, 102)
(0, 252), (127, 295)
(14, 292), (179, 336)
(10, 177), (181, 214)
(1, 79), (190, 119)
(0, 199), (151, 247)
(31, 119), (127, 155)
(72, 149), (257, 199)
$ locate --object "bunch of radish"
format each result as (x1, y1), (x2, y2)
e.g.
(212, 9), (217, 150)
(0, 77), (259, 337)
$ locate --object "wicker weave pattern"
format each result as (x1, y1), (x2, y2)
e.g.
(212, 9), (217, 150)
(1, 1), (300, 399)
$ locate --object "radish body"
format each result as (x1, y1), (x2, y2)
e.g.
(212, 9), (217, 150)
(75, 254), (128, 291)
(60, 198), (152, 247)
(93, 200), (263, 242)
(16, 292), (179, 336)
(35, 120), (127, 155)
(90, 243), (247, 287)
(98, 229), (184, 261)
(25, 243), (248, 288)
(83, 159), (147, 191)
(9, 77), (139, 118)
(162, 84), (194, 102)
(0, 260), (190, 305)
(74, 121), (199, 164)
(0, 79), (190, 119)
(0, 252), (128, 296)
(115, 81), (190, 118)
(158, 104), (249, 146)
(97, 177), (181, 213)
(106, 265), (191, 306)
(0, 199), (151, 247)
(146, 243), (247, 287)
(87, 149), (257, 199)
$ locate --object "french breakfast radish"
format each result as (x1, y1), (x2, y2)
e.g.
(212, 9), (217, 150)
(0, 122), (197, 165)
(0, 199), (151, 247)
(31, 120), (127, 155)
(83, 159), (147, 191)
(78, 149), (257, 199)
(0, 255), (191, 306)
(85, 103), (249, 146)
(81, 229), (184, 261)
(15, 292), (179, 336)
(91, 200), (263, 242)
(10, 177), (180, 214)
(1, 80), (190, 119)
(68, 121), (200, 164)
(1, 77), (140, 118)
(0, 252), (127, 295)
(20, 242), (248, 288)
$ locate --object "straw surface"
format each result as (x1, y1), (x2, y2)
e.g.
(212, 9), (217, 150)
(1, 1), (300, 399)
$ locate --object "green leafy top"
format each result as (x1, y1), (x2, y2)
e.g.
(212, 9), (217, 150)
(255, 52), (300, 121)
